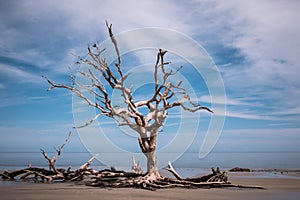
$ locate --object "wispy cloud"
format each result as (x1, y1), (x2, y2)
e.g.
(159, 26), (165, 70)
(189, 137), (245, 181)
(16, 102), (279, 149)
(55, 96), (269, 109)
(0, 63), (43, 84)
(198, 95), (262, 107)
(267, 106), (300, 116)
(0, 0), (299, 157)
(27, 96), (48, 101)
(217, 108), (276, 121)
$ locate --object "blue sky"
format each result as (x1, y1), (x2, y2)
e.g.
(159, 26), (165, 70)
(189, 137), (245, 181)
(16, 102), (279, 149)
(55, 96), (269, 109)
(0, 0), (300, 168)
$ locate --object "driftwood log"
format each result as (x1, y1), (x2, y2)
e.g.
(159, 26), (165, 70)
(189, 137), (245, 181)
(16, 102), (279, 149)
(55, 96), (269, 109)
(0, 132), (264, 190)
(0, 132), (99, 182)
(86, 162), (264, 190)
(86, 165), (229, 190)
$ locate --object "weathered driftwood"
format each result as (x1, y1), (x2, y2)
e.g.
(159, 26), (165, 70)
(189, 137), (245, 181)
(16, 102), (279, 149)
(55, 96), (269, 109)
(0, 132), (265, 190)
(0, 133), (99, 182)
(87, 169), (227, 190)
(0, 157), (264, 190)
(84, 161), (264, 190)
(132, 156), (143, 174)
(0, 161), (265, 190)
(86, 166), (264, 190)
(165, 162), (227, 183)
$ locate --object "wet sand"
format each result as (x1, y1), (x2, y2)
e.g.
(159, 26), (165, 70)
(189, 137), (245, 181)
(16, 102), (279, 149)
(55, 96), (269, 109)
(0, 172), (300, 200)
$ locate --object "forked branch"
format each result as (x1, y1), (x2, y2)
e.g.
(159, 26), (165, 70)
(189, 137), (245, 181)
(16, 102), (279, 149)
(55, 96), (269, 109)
(40, 132), (72, 173)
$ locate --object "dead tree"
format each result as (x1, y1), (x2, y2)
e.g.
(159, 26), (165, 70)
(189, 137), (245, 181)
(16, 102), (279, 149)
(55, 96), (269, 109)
(43, 22), (213, 180)
(0, 22), (266, 190)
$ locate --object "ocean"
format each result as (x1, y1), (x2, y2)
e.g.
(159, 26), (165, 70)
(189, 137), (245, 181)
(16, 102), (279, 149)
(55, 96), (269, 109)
(1, 151), (300, 188)
(1, 152), (299, 175)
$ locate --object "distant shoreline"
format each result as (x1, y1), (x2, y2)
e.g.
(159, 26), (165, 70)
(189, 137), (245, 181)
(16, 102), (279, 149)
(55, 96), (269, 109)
(1, 152), (300, 171)
(229, 166), (300, 173)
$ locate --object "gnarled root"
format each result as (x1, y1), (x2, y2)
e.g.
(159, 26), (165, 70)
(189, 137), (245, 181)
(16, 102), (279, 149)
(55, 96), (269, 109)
(87, 170), (161, 190)
(87, 165), (233, 190)
(86, 162), (264, 190)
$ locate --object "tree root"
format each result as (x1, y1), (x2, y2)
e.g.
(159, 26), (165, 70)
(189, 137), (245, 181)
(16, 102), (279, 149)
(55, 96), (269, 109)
(85, 166), (265, 190)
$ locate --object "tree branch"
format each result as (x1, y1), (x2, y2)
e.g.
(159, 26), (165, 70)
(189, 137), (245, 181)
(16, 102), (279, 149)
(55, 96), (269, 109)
(40, 132), (71, 173)
(78, 154), (98, 171)
(43, 22), (213, 163)
(106, 20), (122, 78)
(165, 161), (183, 180)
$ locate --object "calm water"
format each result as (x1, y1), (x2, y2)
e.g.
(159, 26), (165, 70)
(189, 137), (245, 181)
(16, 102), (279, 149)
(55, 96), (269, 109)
(1, 152), (299, 172)
(1, 152), (300, 187)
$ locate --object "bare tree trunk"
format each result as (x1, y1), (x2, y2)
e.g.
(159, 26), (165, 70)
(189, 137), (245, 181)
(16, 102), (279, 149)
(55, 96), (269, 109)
(138, 131), (160, 177)
(146, 150), (158, 176)
(146, 133), (160, 177)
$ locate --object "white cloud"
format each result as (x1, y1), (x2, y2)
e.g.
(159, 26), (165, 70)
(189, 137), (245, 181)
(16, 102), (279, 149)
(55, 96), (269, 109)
(198, 95), (262, 107)
(0, 0), (195, 80)
(27, 96), (48, 100)
(183, 1), (300, 124)
(0, 63), (42, 84)
(268, 106), (300, 116)
(55, 0), (192, 35)
(221, 109), (275, 121)
(215, 1), (300, 86)
(1, 0), (299, 126)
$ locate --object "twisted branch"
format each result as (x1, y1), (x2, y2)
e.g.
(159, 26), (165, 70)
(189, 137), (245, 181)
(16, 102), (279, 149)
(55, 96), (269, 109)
(43, 22), (213, 173)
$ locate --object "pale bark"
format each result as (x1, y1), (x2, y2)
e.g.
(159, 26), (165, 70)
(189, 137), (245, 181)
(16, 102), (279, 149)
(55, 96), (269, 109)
(166, 161), (182, 180)
(0, 139), (264, 190)
(1, 22), (266, 190)
(132, 156), (143, 174)
(0, 133), (99, 182)
(146, 151), (158, 176)
(40, 132), (71, 174)
(42, 22), (213, 176)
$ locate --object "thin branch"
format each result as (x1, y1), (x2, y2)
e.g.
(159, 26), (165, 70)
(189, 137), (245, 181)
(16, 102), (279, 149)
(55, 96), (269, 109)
(78, 154), (98, 171)
(106, 20), (122, 78)
(181, 103), (214, 113)
(61, 131), (72, 149)
(74, 113), (103, 128)
(165, 161), (183, 180)
(40, 132), (71, 173)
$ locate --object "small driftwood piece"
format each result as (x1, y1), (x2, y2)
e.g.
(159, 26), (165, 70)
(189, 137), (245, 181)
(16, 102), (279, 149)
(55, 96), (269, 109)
(132, 156), (143, 174)
(166, 162), (227, 183)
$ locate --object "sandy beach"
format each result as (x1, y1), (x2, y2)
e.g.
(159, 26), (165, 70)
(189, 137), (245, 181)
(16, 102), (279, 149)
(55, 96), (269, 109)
(0, 172), (300, 200)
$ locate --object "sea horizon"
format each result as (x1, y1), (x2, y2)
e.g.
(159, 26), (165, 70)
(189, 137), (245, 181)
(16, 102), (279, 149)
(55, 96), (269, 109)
(1, 152), (299, 173)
